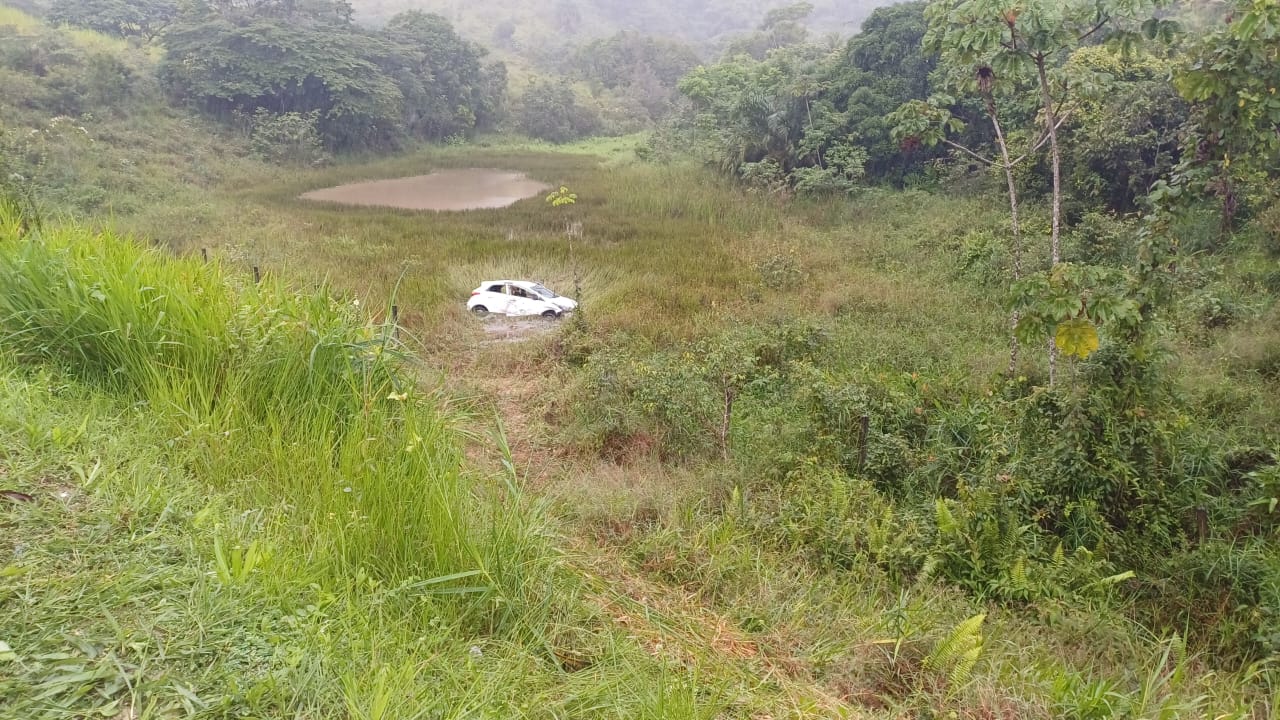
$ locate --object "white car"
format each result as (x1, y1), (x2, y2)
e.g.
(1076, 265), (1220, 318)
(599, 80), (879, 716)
(468, 280), (578, 318)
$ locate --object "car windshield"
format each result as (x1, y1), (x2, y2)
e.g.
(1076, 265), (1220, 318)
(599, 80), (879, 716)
(530, 284), (557, 299)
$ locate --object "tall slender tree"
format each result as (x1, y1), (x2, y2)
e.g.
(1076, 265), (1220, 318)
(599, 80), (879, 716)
(915, 0), (1177, 384)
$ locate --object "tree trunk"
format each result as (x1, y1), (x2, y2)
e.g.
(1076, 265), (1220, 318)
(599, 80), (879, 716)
(984, 93), (1023, 375)
(1036, 55), (1063, 386)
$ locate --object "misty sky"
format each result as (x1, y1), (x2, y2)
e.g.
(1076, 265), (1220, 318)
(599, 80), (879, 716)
(349, 0), (906, 45)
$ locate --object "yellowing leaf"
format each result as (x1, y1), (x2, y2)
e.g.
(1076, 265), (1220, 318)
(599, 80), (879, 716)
(1055, 319), (1100, 360)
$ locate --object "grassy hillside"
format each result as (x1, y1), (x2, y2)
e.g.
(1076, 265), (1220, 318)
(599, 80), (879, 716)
(0, 6), (258, 216)
(6, 151), (1279, 717)
(3, 213), (888, 719)
(3, 5), (1280, 719)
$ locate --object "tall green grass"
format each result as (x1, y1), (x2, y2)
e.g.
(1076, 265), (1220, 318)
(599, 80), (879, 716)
(0, 208), (542, 612)
(0, 362), (769, 719)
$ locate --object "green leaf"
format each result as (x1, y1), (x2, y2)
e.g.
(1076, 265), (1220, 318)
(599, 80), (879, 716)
(1141, 17), (1159, 40)
(1055, 319), (1100, 360)
(0, 640), (15, 662)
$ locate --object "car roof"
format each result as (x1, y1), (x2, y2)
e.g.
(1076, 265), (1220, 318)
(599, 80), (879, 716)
(479, 280), (542, 289)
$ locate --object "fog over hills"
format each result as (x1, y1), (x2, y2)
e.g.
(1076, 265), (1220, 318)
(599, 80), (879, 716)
(348, 0), (902, 48)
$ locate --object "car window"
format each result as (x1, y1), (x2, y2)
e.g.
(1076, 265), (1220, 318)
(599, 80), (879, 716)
(531, 284), (556, 299)
(486, 284), (504, 293)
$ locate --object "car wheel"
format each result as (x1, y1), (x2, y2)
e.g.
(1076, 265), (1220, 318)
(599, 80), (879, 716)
(471, 305), (489, 316)
(541, 310), (559, 318)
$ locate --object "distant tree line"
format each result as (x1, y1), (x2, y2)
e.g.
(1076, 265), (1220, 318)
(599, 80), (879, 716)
(159, 0), (505, 152)
(659, 2), (942, 194)
(655, 0), (1210, 210)
(47, 0), (507, 153)
(513, 32), (703, 142)
(48, 0), (179, 41)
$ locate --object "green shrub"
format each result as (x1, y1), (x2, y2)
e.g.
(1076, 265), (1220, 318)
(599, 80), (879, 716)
(516, 79), (601, 143)
(925, 487), (1131, 602)
(242, 109), (330, 166)
(764, 462), (916, 577)
(565, 323), (826, 462)
(789, 144), (868, 197)
(738, 159), (787, 195)
(1139, 539), (1280, 662)
(753, 242), (805, 291)
(1066, 212), (1131, 265)
(953, 228), (1008, 286)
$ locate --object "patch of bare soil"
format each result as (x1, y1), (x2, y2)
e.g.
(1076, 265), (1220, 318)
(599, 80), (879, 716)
(479, 315), (562, 344)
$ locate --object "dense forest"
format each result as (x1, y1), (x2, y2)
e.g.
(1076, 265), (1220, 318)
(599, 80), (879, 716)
(2, 0), (1280, 717)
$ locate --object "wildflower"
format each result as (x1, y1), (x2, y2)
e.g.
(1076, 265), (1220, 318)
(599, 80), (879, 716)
(405, 434), (424, 452)
(342, 486), (353, 494)
(387, 391), (408, 402)
(469, 646), (483, 659)
(352, 299), (360, 308)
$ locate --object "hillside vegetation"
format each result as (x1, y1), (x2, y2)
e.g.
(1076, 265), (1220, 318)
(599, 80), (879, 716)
(2, 0), (1280, 718)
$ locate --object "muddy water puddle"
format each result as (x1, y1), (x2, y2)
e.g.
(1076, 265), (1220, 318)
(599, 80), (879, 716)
(301, 169), (549, 211)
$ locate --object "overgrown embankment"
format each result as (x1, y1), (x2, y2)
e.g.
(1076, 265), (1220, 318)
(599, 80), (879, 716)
(0, 213), (831, 719)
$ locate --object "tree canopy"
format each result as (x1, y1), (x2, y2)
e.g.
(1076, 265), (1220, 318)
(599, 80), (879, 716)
(158, 0), (505, 151)
(48, 0), (179, 40)
(666, 2), (938, 193)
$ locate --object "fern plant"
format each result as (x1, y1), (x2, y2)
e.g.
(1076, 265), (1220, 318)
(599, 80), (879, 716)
(922, 613), (986, 696)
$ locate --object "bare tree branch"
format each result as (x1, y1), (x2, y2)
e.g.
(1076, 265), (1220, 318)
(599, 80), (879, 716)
(943, 139), (996, 166)
(1077, 15), (1112, 43)
(1009, 106), (1077, 167)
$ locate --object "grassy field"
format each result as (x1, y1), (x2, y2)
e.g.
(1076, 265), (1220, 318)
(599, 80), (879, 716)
(108, 143), (1008, 369)
(1, 214), (869, 719)
(0, 135), (1272, 718)
(4, 7), (1279, 710)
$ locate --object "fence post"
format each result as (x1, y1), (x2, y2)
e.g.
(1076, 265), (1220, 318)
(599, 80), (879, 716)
(391, 305), (400, 340)
(252, 266), (261, 284)
(201, 247), (208, 263)
(857, 415), (871, 474)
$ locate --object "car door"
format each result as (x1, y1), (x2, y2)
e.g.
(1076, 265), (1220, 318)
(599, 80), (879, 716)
(508, 286), (542, 316)
(486, 284), (513, 314)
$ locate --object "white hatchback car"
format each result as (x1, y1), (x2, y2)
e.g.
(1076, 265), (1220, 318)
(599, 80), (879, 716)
(468, 280), (578, 318)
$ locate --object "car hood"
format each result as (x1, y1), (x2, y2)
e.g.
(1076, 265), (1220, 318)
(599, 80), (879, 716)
(548, 297), (578, 311)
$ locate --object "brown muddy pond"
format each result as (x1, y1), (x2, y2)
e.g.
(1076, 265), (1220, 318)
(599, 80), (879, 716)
(300, 169), (550, 211)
